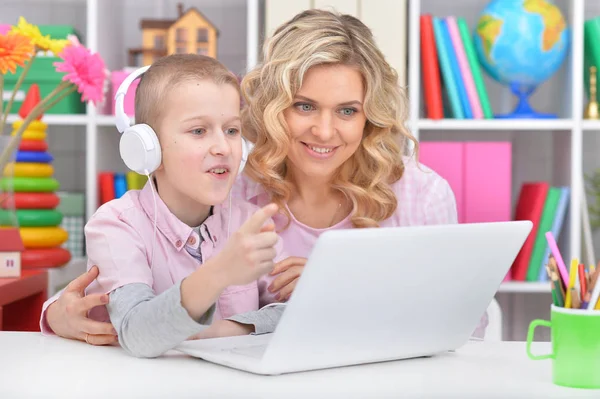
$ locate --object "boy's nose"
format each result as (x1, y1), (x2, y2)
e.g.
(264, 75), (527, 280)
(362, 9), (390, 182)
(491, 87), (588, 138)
(209, 133), (231, 156)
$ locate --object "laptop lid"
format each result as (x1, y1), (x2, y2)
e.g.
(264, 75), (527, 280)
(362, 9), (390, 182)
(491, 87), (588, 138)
(259, 221), (532, 374)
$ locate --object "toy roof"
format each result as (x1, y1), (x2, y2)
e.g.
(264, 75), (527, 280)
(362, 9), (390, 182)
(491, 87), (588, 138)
(0, 228), (24, 252)
(140, 5), (219, 35)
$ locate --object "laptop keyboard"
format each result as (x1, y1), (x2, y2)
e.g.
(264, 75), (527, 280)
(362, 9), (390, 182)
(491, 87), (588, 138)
(230, 344), (267, 358)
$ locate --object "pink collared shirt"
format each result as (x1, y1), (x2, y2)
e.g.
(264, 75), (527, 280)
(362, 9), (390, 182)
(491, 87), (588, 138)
(234, 156), (459, 253)
(40, 181), (282, 334)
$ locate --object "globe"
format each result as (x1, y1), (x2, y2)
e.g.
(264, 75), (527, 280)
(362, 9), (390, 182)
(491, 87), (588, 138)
(473, 0), (569, 118)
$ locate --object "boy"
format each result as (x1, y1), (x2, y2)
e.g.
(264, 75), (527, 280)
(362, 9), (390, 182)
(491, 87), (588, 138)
(42, 54), (285, 357)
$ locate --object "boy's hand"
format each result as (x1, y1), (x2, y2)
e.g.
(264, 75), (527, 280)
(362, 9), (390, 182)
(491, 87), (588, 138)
(268, 256), (307, 301)
(214, 203), (279, 287)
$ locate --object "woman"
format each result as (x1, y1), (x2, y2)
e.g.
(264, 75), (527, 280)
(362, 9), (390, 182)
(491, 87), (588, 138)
(41, 9), (486, 344)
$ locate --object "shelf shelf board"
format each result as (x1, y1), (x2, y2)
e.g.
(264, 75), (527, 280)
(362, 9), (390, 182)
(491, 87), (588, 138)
(497, 282), (551, 293)
(418, 119), (573, 131)
(582, 120), (600, 131)
(5, 114), (89, 126)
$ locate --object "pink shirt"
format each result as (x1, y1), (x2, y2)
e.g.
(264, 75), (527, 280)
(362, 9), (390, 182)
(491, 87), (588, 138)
(40, 181), (283, 334)
(233, 156), (459, 254)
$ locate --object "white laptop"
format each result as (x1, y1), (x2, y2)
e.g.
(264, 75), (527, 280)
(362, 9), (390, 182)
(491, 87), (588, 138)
(175, 221), (532, 375)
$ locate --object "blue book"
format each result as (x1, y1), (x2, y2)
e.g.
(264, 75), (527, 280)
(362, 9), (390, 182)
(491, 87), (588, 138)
(432, 17), (463, 119)
(441, 18), (472, 119)
(114, 173), (127, 199)
(538, 186), (570, 281)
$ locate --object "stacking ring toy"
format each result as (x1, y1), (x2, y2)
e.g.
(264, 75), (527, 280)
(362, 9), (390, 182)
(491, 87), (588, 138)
(19, 140), (48, 152)
(4, 162), (54, 178)
(12, 129), (47, 140)
(0, 177), (59, 192)
(21, 247), (72, 269)
(16, 151), (53, 163)
(19, 226), (68, 248)
(0, 209), (63, 227)
(0, 192), (60, 209)
(12, 120), (48, 132)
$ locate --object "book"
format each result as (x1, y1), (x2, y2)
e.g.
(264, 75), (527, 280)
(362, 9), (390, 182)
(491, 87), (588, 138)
(511, 182), (550, 281)
(420, 14), (444, 119)
(527, 187), (562, 281)
(432, 17), (463, 119)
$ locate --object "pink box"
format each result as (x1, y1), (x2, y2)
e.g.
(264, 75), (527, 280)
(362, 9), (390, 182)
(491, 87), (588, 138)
(111, 69), (139, 116)
(419, 141), (512, 224)
(0, 25), (10, 35)
(419, 142), (465, 222)
(464, 142), (512, 223)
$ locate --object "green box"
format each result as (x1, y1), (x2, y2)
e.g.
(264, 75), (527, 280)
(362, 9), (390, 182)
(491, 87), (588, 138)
(2, 25), (85, 115)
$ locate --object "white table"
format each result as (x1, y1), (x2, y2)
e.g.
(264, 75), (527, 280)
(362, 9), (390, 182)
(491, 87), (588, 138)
(0, 332), (597, 398)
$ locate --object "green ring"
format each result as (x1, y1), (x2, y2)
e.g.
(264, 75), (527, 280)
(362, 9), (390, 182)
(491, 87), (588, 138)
(0, 177), (60, 192)
(0, 209), (63, 227)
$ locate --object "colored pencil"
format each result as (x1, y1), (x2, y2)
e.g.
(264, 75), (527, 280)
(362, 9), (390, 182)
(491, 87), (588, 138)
(571, 288), (581, 309)
(579, 264), (587, 301)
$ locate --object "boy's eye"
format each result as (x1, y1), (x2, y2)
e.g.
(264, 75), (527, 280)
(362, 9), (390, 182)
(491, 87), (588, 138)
(225, 128), (240, 136)
(295, 103), (315, 112)
(191, 128), (206, 135)
(339, 107), (357, 116)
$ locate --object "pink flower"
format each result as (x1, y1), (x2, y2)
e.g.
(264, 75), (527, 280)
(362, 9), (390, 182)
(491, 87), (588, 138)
(54, 44), (106, 105)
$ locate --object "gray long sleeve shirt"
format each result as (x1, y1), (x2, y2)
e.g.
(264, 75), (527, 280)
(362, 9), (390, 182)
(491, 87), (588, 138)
(108, 282), (285, 358)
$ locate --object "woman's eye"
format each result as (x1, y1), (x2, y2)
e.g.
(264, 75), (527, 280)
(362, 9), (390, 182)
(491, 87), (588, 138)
(295, 103), (315, 112)
(225, 128), (239, 135)
(191, 128), (206, 135)
(340, 108), (356, 116)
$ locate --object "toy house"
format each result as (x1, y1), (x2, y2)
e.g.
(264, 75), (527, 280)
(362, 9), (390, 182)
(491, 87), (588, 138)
(0, 228), (24, 278)
(128, 3), (218, 66)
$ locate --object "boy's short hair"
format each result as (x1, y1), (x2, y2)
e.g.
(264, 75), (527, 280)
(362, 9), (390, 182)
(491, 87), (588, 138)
(134, 54), (240, 129)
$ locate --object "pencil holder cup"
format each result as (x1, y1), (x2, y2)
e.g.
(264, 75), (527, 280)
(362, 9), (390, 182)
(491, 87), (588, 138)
(526, 305), (600, 389)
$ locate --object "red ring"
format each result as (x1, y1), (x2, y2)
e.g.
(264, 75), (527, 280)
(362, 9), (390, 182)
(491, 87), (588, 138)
(0, 192), (61, 209)
(18, 140), (49, 152)
(21, 247), (72, 269)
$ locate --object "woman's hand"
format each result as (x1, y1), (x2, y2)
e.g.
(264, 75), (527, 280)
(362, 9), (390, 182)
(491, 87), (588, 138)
(46, 265), (118, 345)
(268, 256), (307, 301)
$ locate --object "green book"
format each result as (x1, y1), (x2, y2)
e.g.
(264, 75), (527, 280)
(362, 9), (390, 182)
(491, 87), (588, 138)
(457, 18), (493, 119)
(584, 17), (600, 100)
(527, 187), (561, 282)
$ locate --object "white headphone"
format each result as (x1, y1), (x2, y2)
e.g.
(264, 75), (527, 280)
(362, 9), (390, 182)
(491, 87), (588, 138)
(114, 65), (249, 176)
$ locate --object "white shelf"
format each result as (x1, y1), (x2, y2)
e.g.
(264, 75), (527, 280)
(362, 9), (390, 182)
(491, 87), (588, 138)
(5, 114), (89, 126)
(95, 114), (119, 127)
(418, 119), (574, 131)
(582, 120), (600, 131)
(497, 282), (551, 294)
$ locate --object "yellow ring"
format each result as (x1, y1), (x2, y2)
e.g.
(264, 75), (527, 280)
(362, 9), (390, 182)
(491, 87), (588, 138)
(19, 226), (68, 248)
(4, 162), (54, 178)
(12, 129), (47, 140)
(12, 120), (48, 132)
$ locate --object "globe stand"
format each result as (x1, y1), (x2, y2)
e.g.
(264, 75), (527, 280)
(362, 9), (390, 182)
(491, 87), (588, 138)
(495, 83), (557, 119)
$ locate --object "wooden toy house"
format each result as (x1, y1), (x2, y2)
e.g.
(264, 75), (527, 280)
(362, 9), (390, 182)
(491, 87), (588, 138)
(0, 228), (24, 278)
(128, 3), (218, 66)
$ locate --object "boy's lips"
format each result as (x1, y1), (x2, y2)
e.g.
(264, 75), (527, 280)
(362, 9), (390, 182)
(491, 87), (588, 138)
(206, 164), (231, 180)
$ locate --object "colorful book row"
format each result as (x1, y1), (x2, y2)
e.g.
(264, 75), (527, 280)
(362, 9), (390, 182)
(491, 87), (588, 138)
(420, 14), (492, 119)
(98, 171), (148, 206)
(510, 183), (570, 282)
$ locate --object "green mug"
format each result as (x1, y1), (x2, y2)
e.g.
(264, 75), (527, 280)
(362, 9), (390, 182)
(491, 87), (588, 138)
(526, 305), (600, 389)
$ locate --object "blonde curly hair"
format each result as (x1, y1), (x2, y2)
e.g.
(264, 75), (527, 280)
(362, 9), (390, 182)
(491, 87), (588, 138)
(241, 9), (418, 228)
